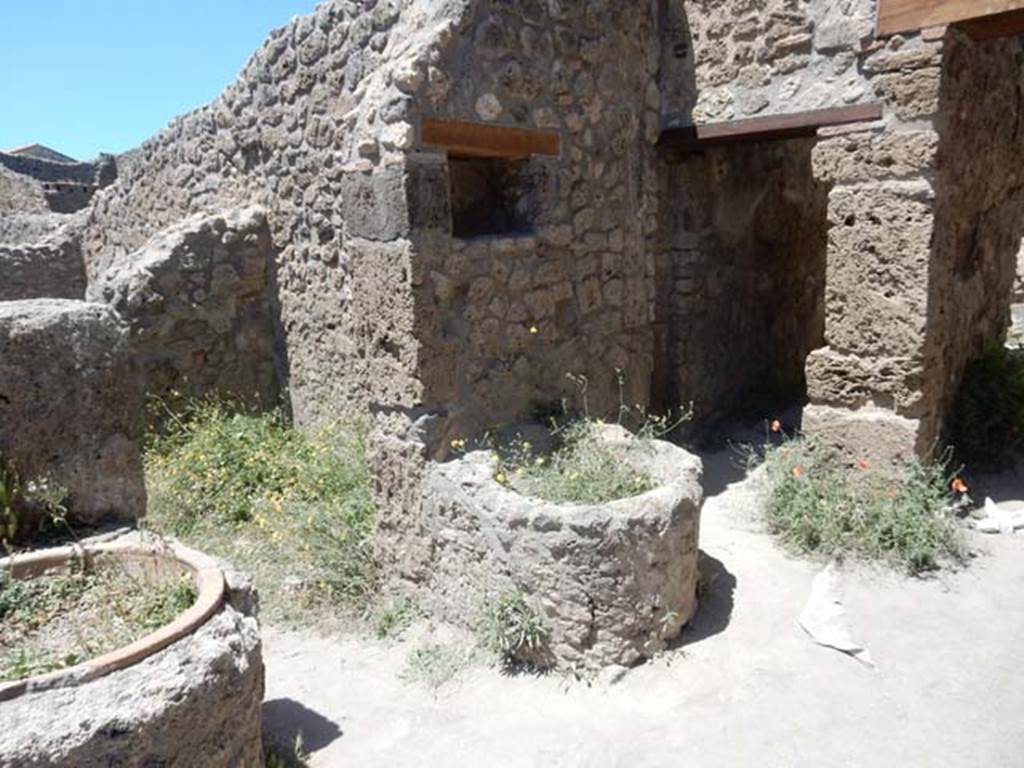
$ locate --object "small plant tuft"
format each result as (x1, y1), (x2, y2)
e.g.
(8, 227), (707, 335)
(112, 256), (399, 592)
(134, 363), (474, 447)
(371, 597), (420, 639)
(0, 458), (70, 548)
(400, 643), (476, 689)
(479, 591), (548, 663)
(263, 733), (309, 768)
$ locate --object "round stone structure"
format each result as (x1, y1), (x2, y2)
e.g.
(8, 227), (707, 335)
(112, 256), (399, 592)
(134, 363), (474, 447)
(0, 538), (264, 768)
(417, 425), (704, 669)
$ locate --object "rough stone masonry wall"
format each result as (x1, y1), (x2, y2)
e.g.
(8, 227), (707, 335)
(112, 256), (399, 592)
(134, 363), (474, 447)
(410, 0), (662, 441)
(654, 0), (879, 428)
(798, 25), (948, 459)
(370, 0), (664, 585)
(81, 0), (462, 425)
(925, 31), (1024, 440)
(0, 152), (114, 214)
(88, 207), (280, 406)
(656, 139), (827, 425)
(656, 0), (1024, 458)
(0, 236), (86, 301)
(803, 28), (1024, 460)
(660, 0), (880, 124)
(0, 164), (48, 214)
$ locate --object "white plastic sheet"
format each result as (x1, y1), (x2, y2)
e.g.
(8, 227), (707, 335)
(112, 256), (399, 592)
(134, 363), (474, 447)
(970, 497), (1024, 534)
(798, 561), (874, 667)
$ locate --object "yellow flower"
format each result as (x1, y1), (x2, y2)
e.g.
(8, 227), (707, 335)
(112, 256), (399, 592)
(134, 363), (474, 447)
(495, 472), (507, 484)
(529, 325), (539, 335)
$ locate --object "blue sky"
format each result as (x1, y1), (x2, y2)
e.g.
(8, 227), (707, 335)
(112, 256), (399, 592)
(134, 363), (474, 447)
(0, 1), (318, 160)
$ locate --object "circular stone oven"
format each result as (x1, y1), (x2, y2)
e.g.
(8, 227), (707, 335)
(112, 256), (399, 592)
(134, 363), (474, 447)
(0, 537), (263, 768)
(417, 425), (704, 670)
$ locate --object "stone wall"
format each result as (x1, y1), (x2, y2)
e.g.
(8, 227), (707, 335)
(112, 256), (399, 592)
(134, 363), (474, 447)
(408, 0), (662, 441)
(656, 139), (827, 425)
(82, 0), (461, 427)
(925, 31), (1024, 439)
(0, 164), (48, 214)
(0, 300), (145, 524)
(88, 207), (280, 407)
(660, 0), (879, 124)
(0, 152), (115, 214)
(803, 27), (1024, 461)
(0, 236), (86, 301)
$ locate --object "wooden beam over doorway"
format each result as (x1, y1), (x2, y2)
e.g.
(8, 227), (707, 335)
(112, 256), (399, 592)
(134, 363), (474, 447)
(420, 118), (561, 159)
(877, 0), (1024, 37)
(657, 102), (884, 157)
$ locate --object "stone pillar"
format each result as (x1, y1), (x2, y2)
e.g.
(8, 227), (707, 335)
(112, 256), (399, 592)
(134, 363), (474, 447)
(804, 29), (1024, 465)
(803, 33), (946, 464)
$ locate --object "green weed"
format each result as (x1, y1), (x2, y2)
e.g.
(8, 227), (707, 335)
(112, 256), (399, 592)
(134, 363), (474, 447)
(478, 591), (548, 663)
(758, 438), (967, 574)
(264, 733), (309, 768)
(371, 597), (420, 639)
(400, 643), (476, 689)
(498, 421), (657, 505)
(145, 397), (376, 625)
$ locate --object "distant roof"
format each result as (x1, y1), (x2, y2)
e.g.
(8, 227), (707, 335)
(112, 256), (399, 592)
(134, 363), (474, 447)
(3, 144), (79, 163)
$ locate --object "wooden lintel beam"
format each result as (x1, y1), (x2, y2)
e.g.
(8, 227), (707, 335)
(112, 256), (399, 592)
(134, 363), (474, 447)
(957, 7), (1024, 39)
(421, 118), (560, 159)
(878, 0), (1024, 37)
(657, 102), (884, 155)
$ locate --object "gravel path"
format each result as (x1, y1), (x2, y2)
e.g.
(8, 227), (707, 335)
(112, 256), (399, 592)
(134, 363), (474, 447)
(262, 450), (1024, 767)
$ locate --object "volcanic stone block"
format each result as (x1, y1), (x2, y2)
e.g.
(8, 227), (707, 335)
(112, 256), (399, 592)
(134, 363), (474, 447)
(88, 207), (278, 406)
(0, 299), (145, 524)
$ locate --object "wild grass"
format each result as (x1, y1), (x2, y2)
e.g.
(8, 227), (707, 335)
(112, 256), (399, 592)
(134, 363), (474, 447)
(144, 398), (375, 626)
(949, 344), (1024, 467)
(400, 642), (478, 689)
(0, 560), (195, 682)
(477, 591), (548, 664)
(498, 421), (657, 505)
(370, 597), (421, 639)
(757, 438), (968, 575)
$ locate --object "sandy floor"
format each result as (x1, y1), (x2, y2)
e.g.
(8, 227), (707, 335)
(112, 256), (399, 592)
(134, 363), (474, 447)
(262, 448), (1024, 767)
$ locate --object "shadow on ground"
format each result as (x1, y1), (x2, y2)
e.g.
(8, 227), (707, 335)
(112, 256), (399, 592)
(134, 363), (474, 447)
(263, 698), (342, 752)
(674, 551), (737, 646)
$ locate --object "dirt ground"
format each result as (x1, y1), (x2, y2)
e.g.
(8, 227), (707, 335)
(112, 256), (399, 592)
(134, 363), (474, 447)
(262, 446), (1024, 767)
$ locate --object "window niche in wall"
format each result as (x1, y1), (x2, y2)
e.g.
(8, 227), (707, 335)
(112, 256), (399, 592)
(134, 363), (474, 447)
(419, 118), (561, 240)
(449, 155), (532, 239)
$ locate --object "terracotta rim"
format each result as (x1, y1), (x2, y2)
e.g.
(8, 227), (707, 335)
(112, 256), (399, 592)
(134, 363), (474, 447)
(0, 540), (225, 702)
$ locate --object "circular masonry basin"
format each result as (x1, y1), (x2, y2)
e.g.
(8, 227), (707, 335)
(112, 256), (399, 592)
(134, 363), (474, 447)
(0, 538), (264, 768)
(416, 424), (705, 670)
